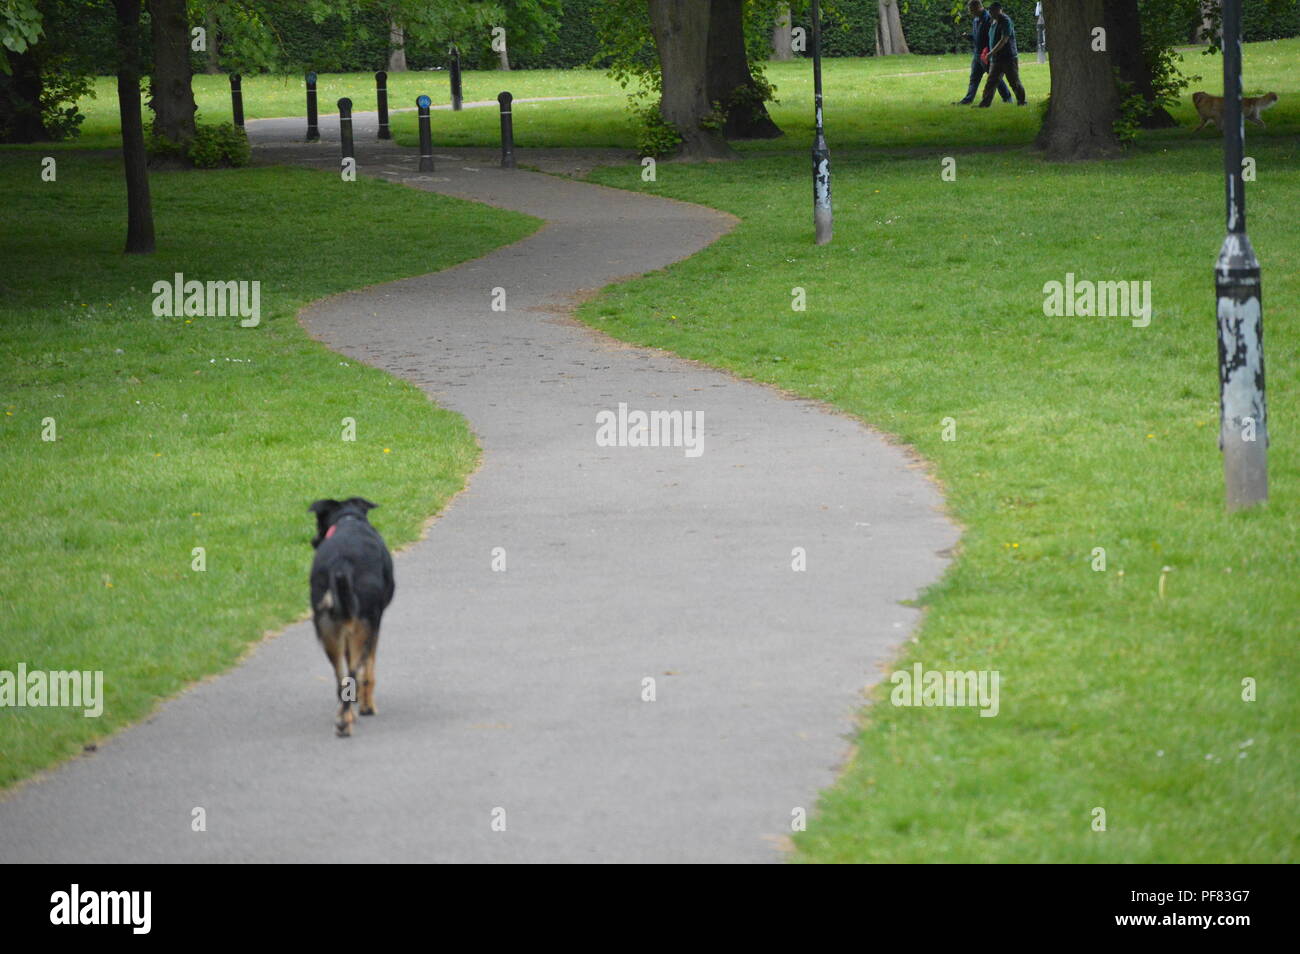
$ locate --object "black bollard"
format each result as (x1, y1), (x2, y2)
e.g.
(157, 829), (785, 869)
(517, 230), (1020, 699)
(230, 74), (244, 129)
(416, 95), (434, 172)
(375, 70), (390, 140)
(498, 91), (516, 169)
(449, 46), (463, 111)
(305, 71), (319, 141)
(338, 97), (354, 164)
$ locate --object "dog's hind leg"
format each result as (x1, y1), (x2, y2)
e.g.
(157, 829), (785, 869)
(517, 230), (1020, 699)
(338, 620), (371, 736)
(359, 631), (378, 716)
(319, 628), (352, 737)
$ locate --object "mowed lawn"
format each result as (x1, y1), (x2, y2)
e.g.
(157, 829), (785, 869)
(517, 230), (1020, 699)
(0, 153), (538, 787)
(576, 45), (1299, 862)
(61, 39), (1300, 153)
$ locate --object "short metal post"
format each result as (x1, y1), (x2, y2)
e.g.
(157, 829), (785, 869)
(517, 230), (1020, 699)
(1215, 0), (1267, 511)
(498, 91), (516, 168)
(305, 71), (319, 141)
(375, 70), (390, 140)
(230, 74), (244, 128)
(338, 97), (354, 163)
(449, 46), (463, 111)
(416, 94), (434, 171)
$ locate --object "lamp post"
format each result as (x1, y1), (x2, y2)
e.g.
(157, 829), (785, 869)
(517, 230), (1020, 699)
(1215, 0), (1268, 511)
(810, 0), (832, 245)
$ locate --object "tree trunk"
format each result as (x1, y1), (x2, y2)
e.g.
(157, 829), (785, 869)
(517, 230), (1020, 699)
(876, 0), (910, 56)
(772, 3), (792, 61)
(115, 0), (156, 254)
(498, 47), (511, 71)
(647, 0), (736, 160)
(204, 11), (221, 73)
(707, 0), (781, 139)
(1, 47), (48, 142)
(1035, 0), (1121, 160)
(1105, 0), (1175, 128)
(148, 0), (196, 145)
(388, 22), (408, 71)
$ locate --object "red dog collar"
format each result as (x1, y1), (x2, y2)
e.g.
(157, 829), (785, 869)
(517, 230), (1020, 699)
(325, 524), (337, 539)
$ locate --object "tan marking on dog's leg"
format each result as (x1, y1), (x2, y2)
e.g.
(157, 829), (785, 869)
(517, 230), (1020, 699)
(320, 627), (351, 735)
(360, 635), (378, 716)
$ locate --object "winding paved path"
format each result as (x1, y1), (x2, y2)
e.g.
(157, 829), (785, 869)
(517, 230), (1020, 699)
(0, 112), (956, 862)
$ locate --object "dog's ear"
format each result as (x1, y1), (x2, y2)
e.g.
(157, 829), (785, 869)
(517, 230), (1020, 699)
(346, 497), (379, 514)
(308, 499), (341, 548)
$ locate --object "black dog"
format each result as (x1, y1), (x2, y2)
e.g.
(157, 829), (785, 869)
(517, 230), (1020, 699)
(308, 497), (395, 737)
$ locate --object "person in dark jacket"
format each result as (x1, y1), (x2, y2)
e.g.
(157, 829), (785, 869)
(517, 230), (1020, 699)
(978, 2), (1027, 107)
(955, 0), (1010, 105)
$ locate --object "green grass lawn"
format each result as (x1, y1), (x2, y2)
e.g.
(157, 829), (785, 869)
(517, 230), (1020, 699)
(0, 153), (538, 787)
(576, 89), (1299, 859)
(51, 39), (1300, 153)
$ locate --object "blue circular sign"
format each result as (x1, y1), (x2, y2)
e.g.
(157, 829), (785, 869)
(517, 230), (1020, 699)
(417, 95), (431, 109)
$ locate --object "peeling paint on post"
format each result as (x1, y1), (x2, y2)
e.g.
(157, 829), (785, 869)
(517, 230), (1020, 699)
(375, 71), (390, 140)
(230, 74), (244, 129)
(498, 92), (516, 169)
(338, 97), (354, 164)
(810, 0), (832, 245)
(1215, 0), (1267, 511)
(305, 72), (319, 141)
(416, 95), (434, 172)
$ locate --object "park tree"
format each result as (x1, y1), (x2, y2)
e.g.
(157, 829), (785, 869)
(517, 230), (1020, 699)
(149, 0), (197, 145)
(113, 0), (155, 253)
(602, 0), (781, 156)
(876, 0), (908, 55)
(647, 0), (737, 158)
(707, 0), (781, 138)
(1035, 0), (1123, 159)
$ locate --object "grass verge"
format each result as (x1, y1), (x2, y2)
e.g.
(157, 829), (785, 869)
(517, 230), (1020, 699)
(0, 151), (538, 788)
(578, 129), (1298, 861)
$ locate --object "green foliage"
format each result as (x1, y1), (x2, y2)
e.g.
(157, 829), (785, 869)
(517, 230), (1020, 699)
(633, 101), (681, 157)
(792, 0), (879, 57)
(148, 119), (250, 167)
(1, 0), (43, 62)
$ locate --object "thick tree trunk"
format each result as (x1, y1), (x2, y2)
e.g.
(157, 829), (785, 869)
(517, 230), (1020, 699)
(148, 0), (196, 144)
(772, 3), (793, 61)
(204, 11), (221, 73)
(388, 23), (407, 72)
(707, 0), (781, 139)
(115, 0), (156, 254)
(1035, 0), (1121, 160)
(876, 0), (910, 56)
(1105, 0), (1175, 128)
(2, 47), (48, 142)
(498, 47), (511, 70)
(647, 0), (736, 159)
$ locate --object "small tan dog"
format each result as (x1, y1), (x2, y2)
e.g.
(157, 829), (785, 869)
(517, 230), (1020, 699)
(1191, 90), (1279, 132)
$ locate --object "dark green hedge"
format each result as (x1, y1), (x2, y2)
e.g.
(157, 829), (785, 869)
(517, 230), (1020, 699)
(792, 0), (880, 58)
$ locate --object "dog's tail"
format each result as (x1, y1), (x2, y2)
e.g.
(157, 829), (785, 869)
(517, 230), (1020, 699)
(328, 566), (361, 621)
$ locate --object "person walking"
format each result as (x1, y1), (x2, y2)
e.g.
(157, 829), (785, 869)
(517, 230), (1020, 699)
(955, 0), (1010, 105)
(978, 2), (1027, 107)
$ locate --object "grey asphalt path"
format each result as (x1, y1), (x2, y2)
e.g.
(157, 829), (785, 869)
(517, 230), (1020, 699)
(0, 114), (956, 863)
